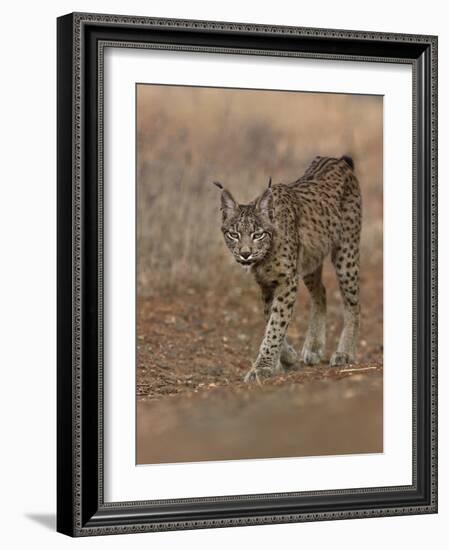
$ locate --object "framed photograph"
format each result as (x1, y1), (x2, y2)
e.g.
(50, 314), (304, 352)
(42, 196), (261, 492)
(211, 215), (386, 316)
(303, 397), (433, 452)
(57, 12), (438, 536)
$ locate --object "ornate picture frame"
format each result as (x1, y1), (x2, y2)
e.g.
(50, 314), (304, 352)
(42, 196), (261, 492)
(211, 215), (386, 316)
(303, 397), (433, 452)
(57, 12), (437, 536)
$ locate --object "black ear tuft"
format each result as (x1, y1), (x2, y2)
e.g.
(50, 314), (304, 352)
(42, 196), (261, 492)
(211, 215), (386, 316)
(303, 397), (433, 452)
(268, 177), (272, 188)
(256, 187), (274, 221)
(213, 184), (238, 221)
(341, 155), (354, 170)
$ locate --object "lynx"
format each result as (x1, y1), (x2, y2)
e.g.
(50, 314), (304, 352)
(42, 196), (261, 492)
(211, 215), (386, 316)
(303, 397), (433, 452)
(214, 155), (362, 383)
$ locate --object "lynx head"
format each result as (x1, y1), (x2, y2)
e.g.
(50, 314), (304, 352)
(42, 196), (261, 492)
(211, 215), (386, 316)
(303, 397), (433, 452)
(213, 179), (275, 268)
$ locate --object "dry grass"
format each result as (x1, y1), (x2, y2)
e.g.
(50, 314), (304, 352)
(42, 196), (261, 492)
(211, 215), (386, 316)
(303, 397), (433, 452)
(137, 85), (383, 294)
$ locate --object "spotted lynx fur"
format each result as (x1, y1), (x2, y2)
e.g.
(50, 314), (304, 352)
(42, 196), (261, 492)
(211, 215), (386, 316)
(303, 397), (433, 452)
(214, 155), (361, 383)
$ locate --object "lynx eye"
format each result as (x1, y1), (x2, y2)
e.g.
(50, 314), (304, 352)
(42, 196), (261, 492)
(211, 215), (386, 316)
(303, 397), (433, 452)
(226, 231), (239, 240)
(252, 231), (266, 241)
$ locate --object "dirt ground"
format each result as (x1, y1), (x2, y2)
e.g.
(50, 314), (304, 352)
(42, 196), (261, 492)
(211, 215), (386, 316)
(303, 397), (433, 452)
(137, 264), (383, 464)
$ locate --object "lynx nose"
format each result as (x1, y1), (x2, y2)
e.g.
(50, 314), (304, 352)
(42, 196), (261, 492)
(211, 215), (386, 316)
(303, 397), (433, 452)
(240, 250), (251, 260)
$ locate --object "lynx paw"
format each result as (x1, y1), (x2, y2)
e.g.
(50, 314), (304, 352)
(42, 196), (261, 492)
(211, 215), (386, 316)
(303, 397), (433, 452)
(329, 351), (353, 367)
(300, 349), (322, 365)
(244, 361), (282, 384)
(243, 368), (260, 384)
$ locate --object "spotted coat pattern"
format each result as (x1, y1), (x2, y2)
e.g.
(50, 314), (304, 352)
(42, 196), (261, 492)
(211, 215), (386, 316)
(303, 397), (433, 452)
(215, 155), (362, 382)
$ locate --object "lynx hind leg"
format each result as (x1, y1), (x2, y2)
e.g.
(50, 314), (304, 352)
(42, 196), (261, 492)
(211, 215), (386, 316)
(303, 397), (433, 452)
(300, 266), (326, 365)
(330, 239), (361, 367)
(261, 285), (298, 369)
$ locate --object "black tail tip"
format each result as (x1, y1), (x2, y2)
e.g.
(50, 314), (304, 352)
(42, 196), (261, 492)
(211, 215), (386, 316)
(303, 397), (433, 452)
(341, 155), (354, 170)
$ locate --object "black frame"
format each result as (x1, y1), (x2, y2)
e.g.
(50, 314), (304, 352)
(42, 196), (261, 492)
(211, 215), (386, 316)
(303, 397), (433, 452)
(57, 12), (438, 537)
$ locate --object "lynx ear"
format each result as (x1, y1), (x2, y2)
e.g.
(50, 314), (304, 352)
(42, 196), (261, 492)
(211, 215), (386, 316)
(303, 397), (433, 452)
(212, 181), (238, 220)
(256, 187), (274, 221)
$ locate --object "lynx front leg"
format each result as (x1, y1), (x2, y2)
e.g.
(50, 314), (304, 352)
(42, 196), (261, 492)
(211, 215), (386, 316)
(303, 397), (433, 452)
(261, 285), (298, 367)
(245, 279), (298, 383)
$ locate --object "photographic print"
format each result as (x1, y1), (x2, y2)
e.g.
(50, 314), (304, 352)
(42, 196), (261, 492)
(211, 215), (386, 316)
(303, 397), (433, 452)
(57, 13), (437, 535)
(136, 84), (384, 465)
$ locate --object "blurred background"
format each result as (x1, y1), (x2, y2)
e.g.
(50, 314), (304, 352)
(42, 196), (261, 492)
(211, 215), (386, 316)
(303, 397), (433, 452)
(137, 85), (383, 292)
(136, 84), (383, 464)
